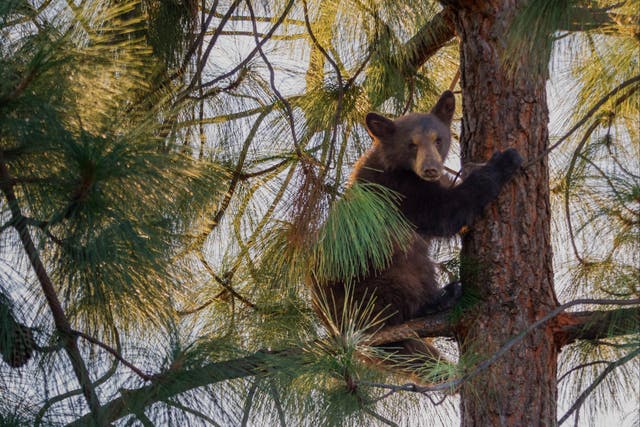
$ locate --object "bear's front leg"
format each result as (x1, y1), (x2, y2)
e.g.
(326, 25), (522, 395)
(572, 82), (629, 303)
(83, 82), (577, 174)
(460, 161), (486, 181)
(411, 148), (524, 238)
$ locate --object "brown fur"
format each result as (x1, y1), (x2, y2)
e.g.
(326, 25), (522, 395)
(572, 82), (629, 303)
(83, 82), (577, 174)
(314, 91), (523, 372)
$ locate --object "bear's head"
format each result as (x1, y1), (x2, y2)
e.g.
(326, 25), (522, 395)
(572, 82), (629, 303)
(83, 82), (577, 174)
(365, 91), (455, 181)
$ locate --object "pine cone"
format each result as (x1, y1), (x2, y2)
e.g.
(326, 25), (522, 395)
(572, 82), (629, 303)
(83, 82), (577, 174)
(1, 322), (35, 368)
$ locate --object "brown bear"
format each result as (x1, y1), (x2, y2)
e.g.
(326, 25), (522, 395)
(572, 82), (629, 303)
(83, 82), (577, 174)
(314, 90), (523, 364)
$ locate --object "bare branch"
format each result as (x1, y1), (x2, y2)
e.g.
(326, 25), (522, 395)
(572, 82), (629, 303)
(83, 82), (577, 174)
(558, 347), (640, 425)
(194, 0), (296, 95)
(35, 330), (123, 426)
(554, 307), (640, 346)
(194, 107), (272, 247)
(564, 119), (601, 264)
(244, 0), (306, 170)
(558, 360), (611, 383)
(211, 10), (305, 26)
(197, 253), (256, 309)
(178, 0), (240, 92)
(362, 407), (400, 427)
(402, 8), (455, 71)
(365, 312), (455, 346)
(240, 379), (259, 427)
(301, 0), (344, 174)
(164, 399), (223, 426)
(72, 330), (154, 381)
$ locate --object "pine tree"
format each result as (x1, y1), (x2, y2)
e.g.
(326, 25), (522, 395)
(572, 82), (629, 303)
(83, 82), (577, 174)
(0, 0), (637, 425)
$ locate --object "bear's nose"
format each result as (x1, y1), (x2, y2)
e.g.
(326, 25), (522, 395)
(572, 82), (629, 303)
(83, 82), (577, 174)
(422, 168), (440, 180)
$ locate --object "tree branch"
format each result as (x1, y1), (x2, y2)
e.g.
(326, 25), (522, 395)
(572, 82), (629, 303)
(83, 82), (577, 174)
(35, 331), (122, 426)
(0, 154), (102, 421)
(402, 8), (455, 71)
(72, 330), (154, 381)
(562, 4), (639, 35)
(365, 312), (455, 346)
(553, 307), (640, 346)
(66, 348), (301, 426)
(558, 347), (640, 425)
(65, 299), (638, 425)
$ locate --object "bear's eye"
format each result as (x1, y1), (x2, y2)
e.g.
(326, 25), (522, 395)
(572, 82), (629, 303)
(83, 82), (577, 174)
(435, 137), (442, 146)
(408, 142), (417, 150)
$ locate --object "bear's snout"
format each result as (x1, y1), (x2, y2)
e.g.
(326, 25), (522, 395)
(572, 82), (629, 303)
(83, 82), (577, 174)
(421, 166), (441, 181)
(415, 155), (443, 181)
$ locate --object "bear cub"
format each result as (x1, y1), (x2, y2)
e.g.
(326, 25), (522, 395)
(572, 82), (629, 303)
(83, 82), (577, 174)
(317, 91), (523, 358)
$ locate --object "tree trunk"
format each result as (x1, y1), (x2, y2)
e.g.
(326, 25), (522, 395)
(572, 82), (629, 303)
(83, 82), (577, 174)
(449, 2), (559, 426)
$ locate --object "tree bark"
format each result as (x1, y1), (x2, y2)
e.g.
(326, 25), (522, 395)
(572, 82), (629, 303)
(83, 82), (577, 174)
(447, 1), (559, 425)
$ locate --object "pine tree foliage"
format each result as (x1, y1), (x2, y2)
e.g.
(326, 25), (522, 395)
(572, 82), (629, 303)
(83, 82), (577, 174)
(0, 0), (638, 425)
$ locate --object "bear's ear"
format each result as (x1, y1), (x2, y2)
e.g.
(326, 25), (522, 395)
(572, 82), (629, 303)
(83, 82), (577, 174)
(365, 112), (396, 139)
(430, 91), (455, 126)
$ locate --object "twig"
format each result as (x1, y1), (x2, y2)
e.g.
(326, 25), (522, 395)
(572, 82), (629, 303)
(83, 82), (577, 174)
(302, 0), (344, 174)
(170, 0), (220, 81)
(345, 48), (374, 89)
(558, 347), (640, 425)
(245, 0), (308, 172)
(164, 399), (223, 426)
(579, 154), (637, 217)
(72, 330), (154, 381)
(401, 78), (415, 115)
(176, 295), (220, 316)
(197, 253), (256, 309)
(557, 360), (611, 383)
(216, 30), (306, 40)
(211, 10), (305, 26)
(270, 384), (287, 427)
(35, 328), (124, 425)
(240, 379), (260, 427)
(195, 108), (272, 247)
(559, 84), (639, 263)
(178, 0), (241, 97)
(564, 120), (601, 264)
(196, 0), (296, 93)
(362, 407), (399, 427)
(448, 69), (461, 92)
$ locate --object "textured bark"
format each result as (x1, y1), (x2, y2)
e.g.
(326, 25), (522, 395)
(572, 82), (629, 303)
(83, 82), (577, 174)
(403, 8), (455, 70)
(447, 1), (559, 426)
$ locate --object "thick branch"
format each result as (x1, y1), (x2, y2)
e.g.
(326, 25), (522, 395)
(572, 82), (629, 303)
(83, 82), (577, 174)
(368, 305), (639, 351)
(563, 5), (639, 34)
(554, 307), (640, 346)
(366, 312), (455, 346)
(402, 8), (455, 71)
(66, 348), (300, 427)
